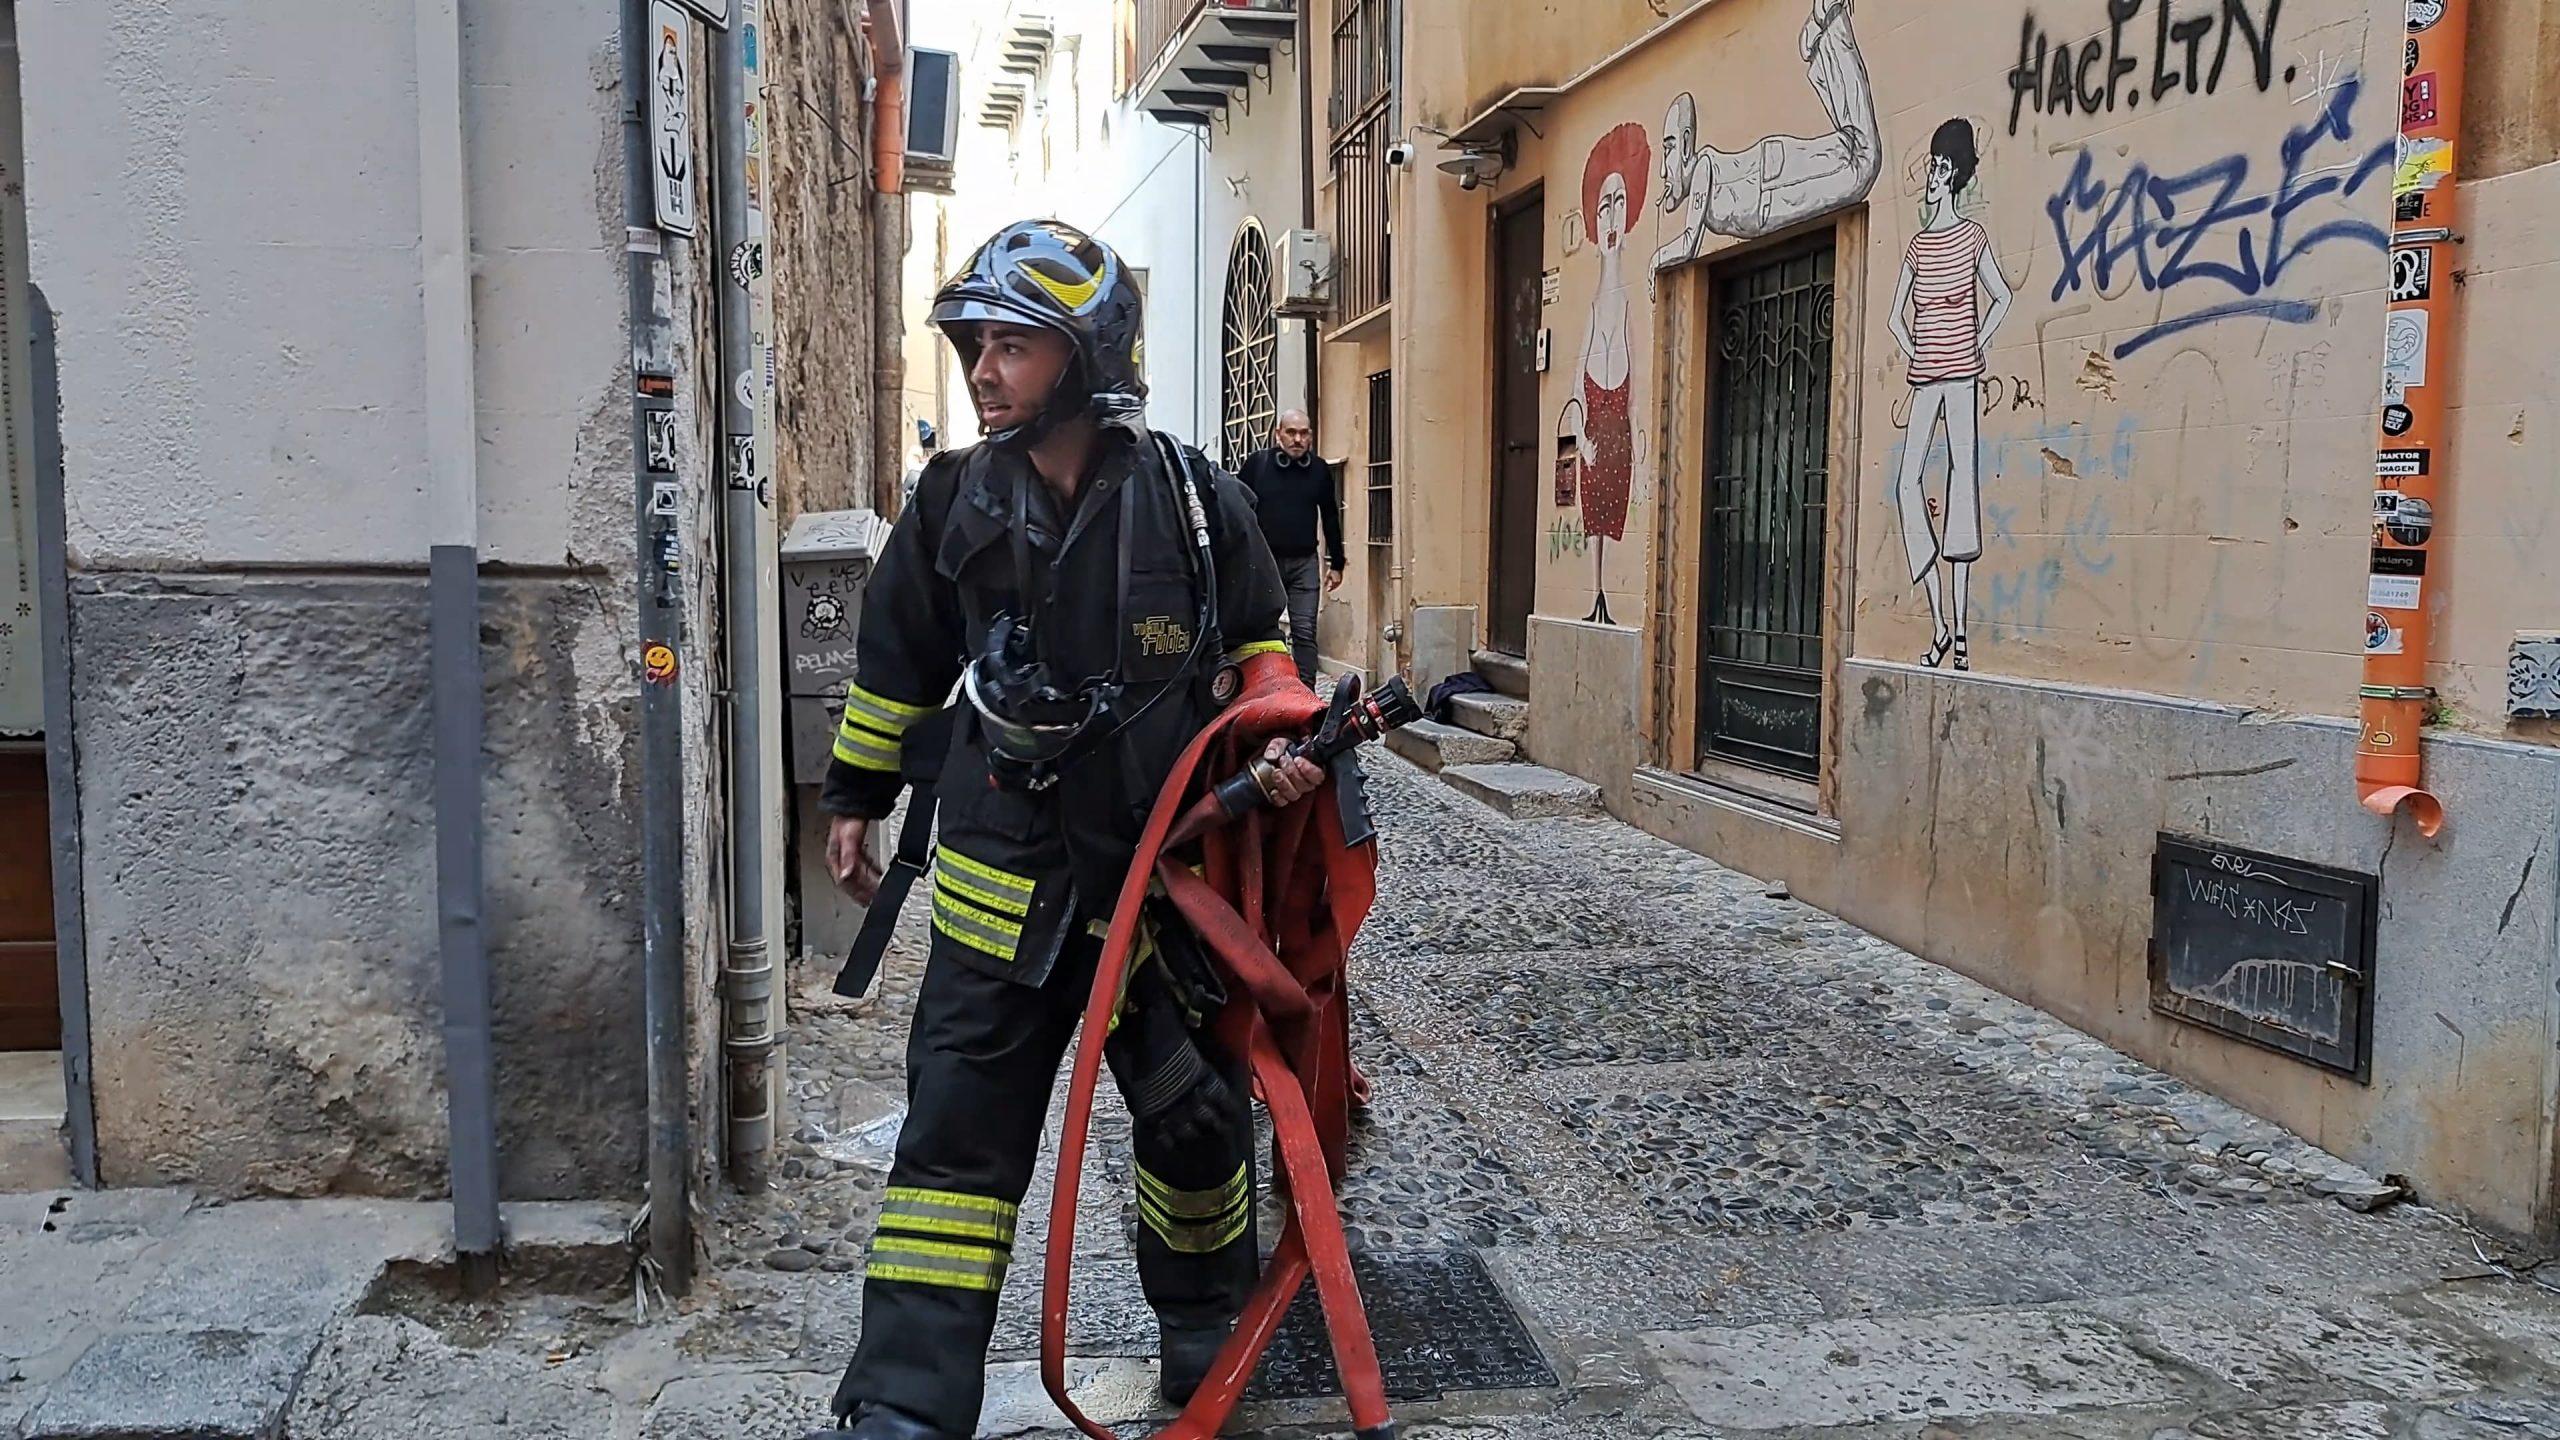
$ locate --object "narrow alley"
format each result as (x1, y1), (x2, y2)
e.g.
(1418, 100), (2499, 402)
(19, 755), (2540, 1440)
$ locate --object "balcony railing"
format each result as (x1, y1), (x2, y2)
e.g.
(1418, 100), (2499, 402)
(1328, 0), (1395, 136)
(1330, 104), (1392, 322)
(1133, 0), (1201, 88)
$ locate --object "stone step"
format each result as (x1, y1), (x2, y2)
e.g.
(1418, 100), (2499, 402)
(1470, 648), (1531, 699)
(1441, 763), (1604, 819)
(1384, 718), (1517, 772)
(1448, 692), (1530, 742)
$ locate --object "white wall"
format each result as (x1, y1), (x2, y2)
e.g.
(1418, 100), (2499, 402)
(22, 0), (630, 569)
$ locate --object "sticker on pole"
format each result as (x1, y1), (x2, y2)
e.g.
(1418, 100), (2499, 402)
(2369, 575), (2422, 612)
(2402, 72), (2440, 129)
(2375, 448), (2429, 479)
(2382, 311), (2429, 403)
(644, 643), (680, 685)
(648, 2), (699, 237)
(2389, 247), (2431, 303)
(661, 0), (732, 27)
(2405, 0), (2442, 32)
(2365, 611), (2404, 655)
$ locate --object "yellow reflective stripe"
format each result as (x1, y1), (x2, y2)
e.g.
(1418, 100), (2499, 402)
(1135, 1163), (1249, 1219)
(882, 1187), (1018, 1244)
(832, 725), (901, 772)
(868, 1235), (1009, 1292)
(933, 897), (1023, 962)
(935, 868), (1030, 919)
(1140, 1203), (1252, 1254)
(1227, 639), (1289, 662)
(938, 847), (1036, 897)
(844, 683), (935, 728)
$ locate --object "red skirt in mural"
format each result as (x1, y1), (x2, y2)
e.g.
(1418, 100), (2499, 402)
(1579, 373), (1633, 543)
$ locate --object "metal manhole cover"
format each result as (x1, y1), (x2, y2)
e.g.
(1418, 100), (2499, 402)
(1244, 1248), (1556, 1403)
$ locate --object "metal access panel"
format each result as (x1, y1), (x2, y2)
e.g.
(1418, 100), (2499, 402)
(1245, 1248), (1556, 1404)
(2149, 833), (2379, 1082)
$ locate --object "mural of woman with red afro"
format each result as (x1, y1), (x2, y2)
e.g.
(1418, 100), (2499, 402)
(1566, 121), (1651, 624)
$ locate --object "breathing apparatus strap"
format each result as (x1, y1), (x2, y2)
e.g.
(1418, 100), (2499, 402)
(836, 705), (959, 999)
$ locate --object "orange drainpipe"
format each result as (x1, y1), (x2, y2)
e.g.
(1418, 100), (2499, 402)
(2356, 0), (2470, 839)
(868, 0), (907, 194)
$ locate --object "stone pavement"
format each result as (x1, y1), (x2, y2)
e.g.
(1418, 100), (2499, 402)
(19, 753), (2560, 1438)
(0, 1188), (624, 1439)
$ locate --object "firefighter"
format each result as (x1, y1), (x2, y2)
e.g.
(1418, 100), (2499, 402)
(808, 219), (1324, 1440)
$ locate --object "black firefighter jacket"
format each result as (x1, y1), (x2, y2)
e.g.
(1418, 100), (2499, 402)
(819, 429), (1290, 988)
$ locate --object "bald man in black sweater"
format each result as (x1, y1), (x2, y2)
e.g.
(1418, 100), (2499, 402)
(1236, 410), (1345, 687)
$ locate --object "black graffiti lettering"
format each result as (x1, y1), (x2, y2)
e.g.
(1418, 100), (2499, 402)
(2010, 16), (2048, 133)
(2105, 0), (2144, 109)
(2171, 14), (2212, 93)
(2208, 0), (2281, 93)
(2048, 45), (2078, 118)
(2076, 40), (2109, 111)
(2009, 0), (2287, 134)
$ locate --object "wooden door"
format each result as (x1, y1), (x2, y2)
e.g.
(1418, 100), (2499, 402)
(0, 750), (56, 1050)
(1488, 191), (1545, 657)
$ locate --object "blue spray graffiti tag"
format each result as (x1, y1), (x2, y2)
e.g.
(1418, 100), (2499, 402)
(2045, 76), (2395, 359)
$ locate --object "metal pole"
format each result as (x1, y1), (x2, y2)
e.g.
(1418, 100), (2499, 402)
(622, 0), (694, 1294)
(709, 0), (776, 1195)
(416, 0), (503, 1295)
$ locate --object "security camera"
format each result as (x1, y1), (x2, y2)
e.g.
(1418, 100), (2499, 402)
(1385, 140), (1416, 167)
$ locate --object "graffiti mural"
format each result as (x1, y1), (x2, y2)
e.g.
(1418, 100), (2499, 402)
(1563, 121), (1652, 626)
(1888, 119), (2015, 671)
(1652, 0), (1879, 269)
(2044, 75), (2394, 358)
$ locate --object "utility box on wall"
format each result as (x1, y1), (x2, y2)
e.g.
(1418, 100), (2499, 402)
(781, 510), (892, 962)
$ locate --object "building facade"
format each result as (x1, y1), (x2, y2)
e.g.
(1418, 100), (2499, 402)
(1305, 0), (2560, 1238)
(3, 0), (911, 1249)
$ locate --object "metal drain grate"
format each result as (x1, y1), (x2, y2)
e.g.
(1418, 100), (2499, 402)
(1244, 1248), (1556, 1403)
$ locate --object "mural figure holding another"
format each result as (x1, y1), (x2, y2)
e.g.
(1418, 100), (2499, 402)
(1567, 122), (1652, 626)
(1651, 0), (1879, 278)
(1889, 119), (2013, 671)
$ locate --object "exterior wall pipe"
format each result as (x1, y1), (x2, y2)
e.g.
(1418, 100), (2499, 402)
(2355, 0), (2468, 839)
(416, 0), (503, 1292)
(621, 0), (695, 1295)
(869, 0), (906, 195)
(710, 0), (777, 1195)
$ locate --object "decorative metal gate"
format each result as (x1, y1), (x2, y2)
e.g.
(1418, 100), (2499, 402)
(1219, 222), (1278, 466)
(1700, 240), (1834, 781)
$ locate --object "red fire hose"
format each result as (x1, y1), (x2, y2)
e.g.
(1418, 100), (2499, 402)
(1041, 657), (1401, 1440)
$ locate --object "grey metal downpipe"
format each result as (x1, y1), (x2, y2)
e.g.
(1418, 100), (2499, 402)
(621, 0), (694, 1295)
(416, 0), (502, 1293)
(709, 0), (776, 1195)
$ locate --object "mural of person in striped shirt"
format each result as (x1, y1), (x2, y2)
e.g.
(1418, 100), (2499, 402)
(1888, 118), (2013, 672)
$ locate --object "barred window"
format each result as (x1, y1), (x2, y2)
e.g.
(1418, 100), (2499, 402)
(1218, 221), (1278, 467)
(1365, 370), (1393, 547)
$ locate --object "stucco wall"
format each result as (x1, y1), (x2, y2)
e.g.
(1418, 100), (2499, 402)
(18, 0), (731, 1198)
(1367, 0), (2560, 1233)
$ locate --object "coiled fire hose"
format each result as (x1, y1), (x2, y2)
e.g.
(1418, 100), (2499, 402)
(1042, 665), (1420, 1440)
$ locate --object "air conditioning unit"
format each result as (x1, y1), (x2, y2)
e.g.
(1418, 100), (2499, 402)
(1274, 228), (1332, 318)
(905, 47), (960, 194)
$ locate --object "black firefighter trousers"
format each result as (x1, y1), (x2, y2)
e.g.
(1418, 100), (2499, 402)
(833, 925), (1257, 1435)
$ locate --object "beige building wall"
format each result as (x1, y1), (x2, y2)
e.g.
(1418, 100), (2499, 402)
(1340, 0), (2560, 1237)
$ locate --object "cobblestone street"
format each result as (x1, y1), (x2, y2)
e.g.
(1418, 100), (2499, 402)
(265, 755), (2560, 1439)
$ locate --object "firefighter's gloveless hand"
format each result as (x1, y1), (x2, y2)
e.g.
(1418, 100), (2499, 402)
(1262, 737), (1326, 808)
(827, 815), (884, 904)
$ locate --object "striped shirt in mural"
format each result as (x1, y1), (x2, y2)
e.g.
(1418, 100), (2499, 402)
(1902, 219), (1990, 385)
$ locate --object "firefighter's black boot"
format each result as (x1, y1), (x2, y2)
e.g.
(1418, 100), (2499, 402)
(1159, 1318), (1231, 1407)
(801, 1402), (965, 1440)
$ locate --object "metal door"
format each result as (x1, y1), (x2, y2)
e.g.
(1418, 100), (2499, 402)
(1488, 192), (1544, 657)
(1699, 240), (1834, 780)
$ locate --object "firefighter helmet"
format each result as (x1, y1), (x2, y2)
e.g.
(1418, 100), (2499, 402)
(931, 219), (1147, 446)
